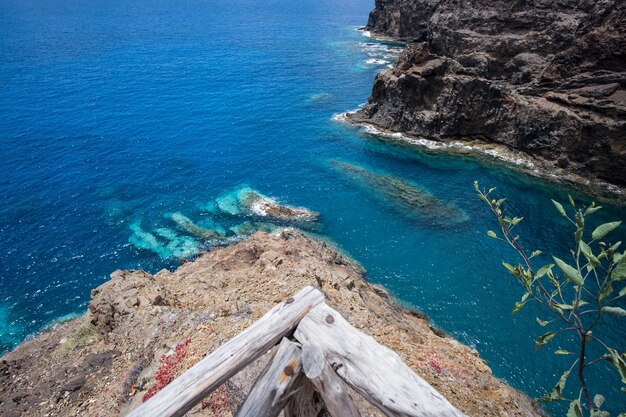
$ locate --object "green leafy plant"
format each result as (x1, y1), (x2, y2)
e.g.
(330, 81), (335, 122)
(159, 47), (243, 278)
(475, 181), (626, 417)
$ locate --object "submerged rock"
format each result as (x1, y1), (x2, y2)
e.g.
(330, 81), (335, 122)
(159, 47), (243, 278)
(213, 186), (320, 222)
(304, 92), (333, 104)
(128, 221), (198, 259)
(229, 221), (279, 237)
(166, 212), (226, 240)
(330, 160), (467, 225)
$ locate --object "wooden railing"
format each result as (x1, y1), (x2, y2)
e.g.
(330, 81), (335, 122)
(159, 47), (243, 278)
(127, 286), (467, 417)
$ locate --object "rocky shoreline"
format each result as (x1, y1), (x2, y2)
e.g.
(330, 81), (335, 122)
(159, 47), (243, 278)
(0, 230), (545, 416)
(348, 0), (626, 199)
(337, 111), (626, 204)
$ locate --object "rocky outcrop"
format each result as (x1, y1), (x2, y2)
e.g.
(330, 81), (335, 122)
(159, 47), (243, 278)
(350, 0), (626, 189)
(0, 230), (544, 416)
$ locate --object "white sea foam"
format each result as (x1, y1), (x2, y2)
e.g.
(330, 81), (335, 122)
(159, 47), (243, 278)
(331, 112), (348, 122)
(364, 58), (390, 66)
(340, 116), (541, 172)
(249, 199), (272, 217)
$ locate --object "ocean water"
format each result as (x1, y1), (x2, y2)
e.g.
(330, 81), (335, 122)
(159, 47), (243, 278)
(1, 0), (625, 413)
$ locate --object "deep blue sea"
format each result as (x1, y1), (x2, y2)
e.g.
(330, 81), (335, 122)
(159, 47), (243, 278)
(1, 0), (625, 413)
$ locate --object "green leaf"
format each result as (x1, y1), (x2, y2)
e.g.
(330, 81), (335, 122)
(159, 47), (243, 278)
(530, 250), (542, 259)
(555, 303), (574, 310)
(536, 264), (554, 278)
(553, 256), (584, 286)
(568, 195), (575, 208)
(585, 205), (602, 216)
(512, 301), (526, 315)
(575, 211), (585, 228)
(617, 285), (626, 299)
(592, 221), (622, 241)
(599, 282), (613, 301)
(502, 261), (518, 276)
(535, 331), (557, 351)
(554, 350), (571, 355)
(536, 318), (551, 327)
(567, 400), (583, 417)
(547, 270), (560, 288)
(580, 241), (600, 267)
(575, 228), (583, 243)
(538, 368), (570, 402)
(608, 348), (626, 384)
(487, 230), (497, 238)
(512, 293), (529, 314)
(612, 254), (626, 281)
(602, 306), (626, 317)
(552, 199), (567, 218)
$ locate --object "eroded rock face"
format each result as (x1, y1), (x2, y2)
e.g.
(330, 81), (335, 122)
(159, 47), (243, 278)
(351, 0), (626, 186)
(0, 231), (545, 416)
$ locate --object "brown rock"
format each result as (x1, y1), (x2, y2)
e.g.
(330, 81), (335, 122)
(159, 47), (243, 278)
(350, 0), (626, 190)
(0, 231), (545, 417)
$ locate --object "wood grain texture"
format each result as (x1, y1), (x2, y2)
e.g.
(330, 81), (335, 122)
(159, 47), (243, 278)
(127, 286), (324, 417)
(294, 303), (467, 417)
(302, 343), (362, 417)
(234, 338), (302, 417)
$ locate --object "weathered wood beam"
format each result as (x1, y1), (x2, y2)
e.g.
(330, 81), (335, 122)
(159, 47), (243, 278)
(302, 342), (362, 417)
(128, 286), (324, 417)
(294, 303), (467, 417)
(234, 338), (303, 417)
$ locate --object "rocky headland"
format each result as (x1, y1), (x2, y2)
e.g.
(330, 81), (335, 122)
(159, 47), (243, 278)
(0, 230), (544, 416)
(347, 0), (626, 199)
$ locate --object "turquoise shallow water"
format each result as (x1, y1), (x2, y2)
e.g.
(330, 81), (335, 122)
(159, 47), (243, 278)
(1, 0), (625, 413)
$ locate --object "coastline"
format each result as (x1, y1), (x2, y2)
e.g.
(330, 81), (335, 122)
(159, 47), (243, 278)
(357, 26), (407, 44)
(0, 230), (545, 416)
(335, 111), (626, 206)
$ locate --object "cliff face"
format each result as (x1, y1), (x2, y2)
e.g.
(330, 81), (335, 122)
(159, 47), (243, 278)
(0, 230), (544, 417)
(350, 0), (626, 187)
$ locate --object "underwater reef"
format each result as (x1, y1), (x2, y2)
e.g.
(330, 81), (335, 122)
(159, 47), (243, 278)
(127, 186), (320, 260)
(214, 186), (320, 222)
(330, 160), (467, 226)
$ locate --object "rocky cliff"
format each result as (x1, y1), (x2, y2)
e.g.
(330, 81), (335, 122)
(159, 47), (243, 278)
(349, 0), (626, 191)
(0, 230), (544, 416)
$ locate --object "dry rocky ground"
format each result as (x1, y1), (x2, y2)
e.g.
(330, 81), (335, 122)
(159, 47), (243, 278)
(1, 230), (545, 416)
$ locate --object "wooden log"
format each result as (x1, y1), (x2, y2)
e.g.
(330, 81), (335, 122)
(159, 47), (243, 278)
(234, 338), (303, 417)
(302, 343), (362, 417)
(294, 303), (467, 417)
(128, 286), (324, 417)
(283, 376), (324, 417)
